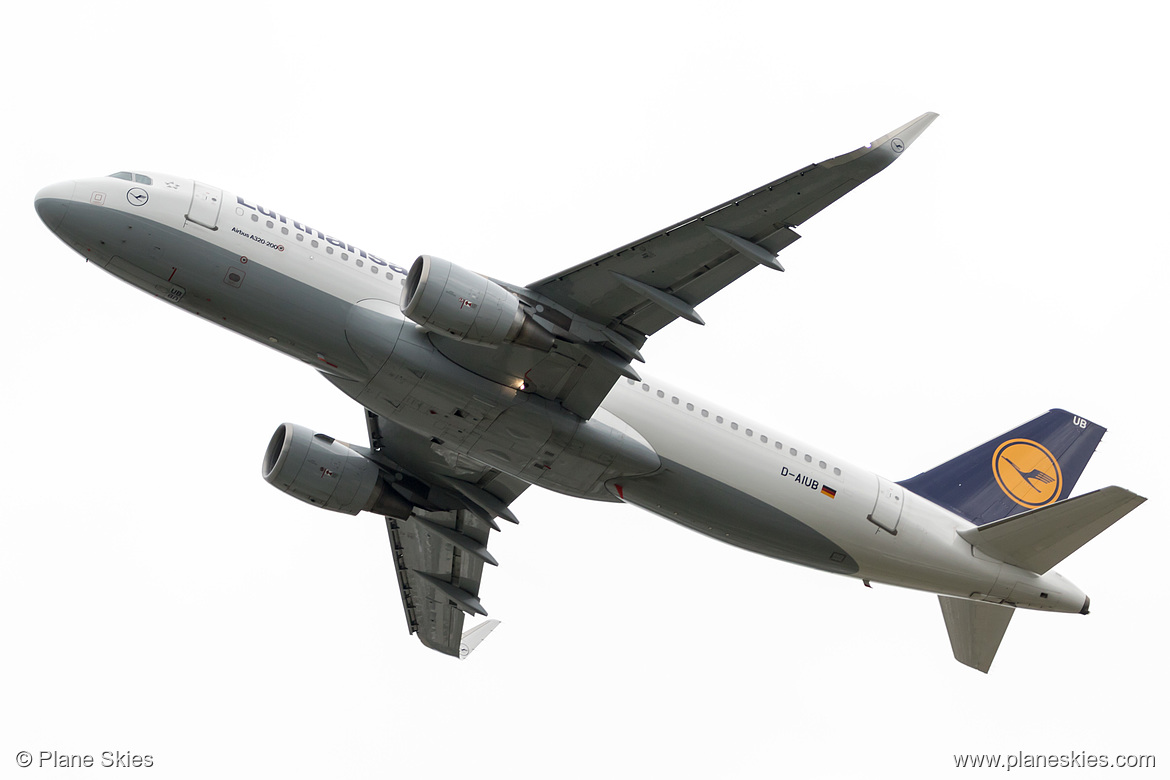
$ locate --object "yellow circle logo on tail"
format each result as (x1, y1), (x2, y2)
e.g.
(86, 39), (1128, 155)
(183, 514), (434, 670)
(992, 439), (1063, 508)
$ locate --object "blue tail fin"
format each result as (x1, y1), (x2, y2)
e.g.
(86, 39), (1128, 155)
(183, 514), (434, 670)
(899, 410), (1106, 526)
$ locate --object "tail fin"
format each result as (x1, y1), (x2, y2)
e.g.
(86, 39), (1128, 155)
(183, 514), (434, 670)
(900, 410), (1105, 526)
(938, 596), (1014, 673)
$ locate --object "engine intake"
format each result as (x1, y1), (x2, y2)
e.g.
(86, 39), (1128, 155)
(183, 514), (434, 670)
(401, 255), (554, 350)
(262, 423), (412, 517)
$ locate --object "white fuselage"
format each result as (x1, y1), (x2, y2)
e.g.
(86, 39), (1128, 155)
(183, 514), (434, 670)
(35, 172), (1089, 616)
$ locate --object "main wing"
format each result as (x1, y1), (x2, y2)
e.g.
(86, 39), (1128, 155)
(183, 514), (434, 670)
(528, 112), (938, 341)
(431, 112), (938, 419)
(364, 410), (528, 657)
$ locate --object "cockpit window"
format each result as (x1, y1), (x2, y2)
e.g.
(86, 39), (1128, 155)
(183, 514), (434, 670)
(107, 172), (153, 185)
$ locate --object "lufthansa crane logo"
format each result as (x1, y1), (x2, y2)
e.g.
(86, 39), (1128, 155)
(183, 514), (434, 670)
(992, 439), (1063, 508)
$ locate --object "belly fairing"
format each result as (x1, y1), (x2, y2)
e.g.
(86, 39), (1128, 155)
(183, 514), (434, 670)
(613, 458), (860, 574)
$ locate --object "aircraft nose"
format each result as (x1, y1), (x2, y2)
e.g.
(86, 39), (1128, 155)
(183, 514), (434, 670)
(34, 180), (77, 231)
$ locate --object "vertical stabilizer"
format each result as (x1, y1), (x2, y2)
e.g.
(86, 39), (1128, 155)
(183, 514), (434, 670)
(901, 410), (1105, 525)
(939, 597), (1015, 673)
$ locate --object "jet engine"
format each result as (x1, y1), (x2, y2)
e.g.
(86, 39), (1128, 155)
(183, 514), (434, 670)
(401, 255), (554, 350)
(262, 423), (413, 517)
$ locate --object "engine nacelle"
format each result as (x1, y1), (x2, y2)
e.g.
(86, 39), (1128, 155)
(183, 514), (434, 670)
(262, 423), (412, 517)
(401, 255), (554, 350)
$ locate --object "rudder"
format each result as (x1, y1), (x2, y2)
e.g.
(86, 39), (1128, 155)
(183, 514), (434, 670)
(899, 410), (1105, 526)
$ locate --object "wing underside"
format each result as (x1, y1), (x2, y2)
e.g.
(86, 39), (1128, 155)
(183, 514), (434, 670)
(365, 410), (527, 657)
(528, 112), (939, 341)
(430, 112), (938, 420)
(384, 510), (492, 655)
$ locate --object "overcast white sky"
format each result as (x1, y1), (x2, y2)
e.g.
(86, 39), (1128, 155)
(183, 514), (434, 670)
(4, 2), (1166, 777)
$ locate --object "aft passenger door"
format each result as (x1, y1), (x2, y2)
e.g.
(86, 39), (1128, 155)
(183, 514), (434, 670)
(868, 476), (904, 535)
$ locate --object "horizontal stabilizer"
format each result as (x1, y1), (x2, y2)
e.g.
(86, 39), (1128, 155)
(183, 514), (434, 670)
(939, 596), (1014, 673)
(959, 487), (1145, 574)
(459, 619), (501, 659)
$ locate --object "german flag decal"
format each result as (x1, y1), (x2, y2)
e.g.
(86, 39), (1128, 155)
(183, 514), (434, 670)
(821, 485), (837, 499)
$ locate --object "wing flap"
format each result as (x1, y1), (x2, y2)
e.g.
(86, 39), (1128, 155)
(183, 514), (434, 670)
(621, 255), (758, 336)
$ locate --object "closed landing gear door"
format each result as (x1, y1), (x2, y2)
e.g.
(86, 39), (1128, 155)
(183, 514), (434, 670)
(869, 476), (904, 535)
(187, 182), (222, 229)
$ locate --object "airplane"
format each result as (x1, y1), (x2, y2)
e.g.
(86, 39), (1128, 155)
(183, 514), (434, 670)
(34, 112), (1145, 672)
